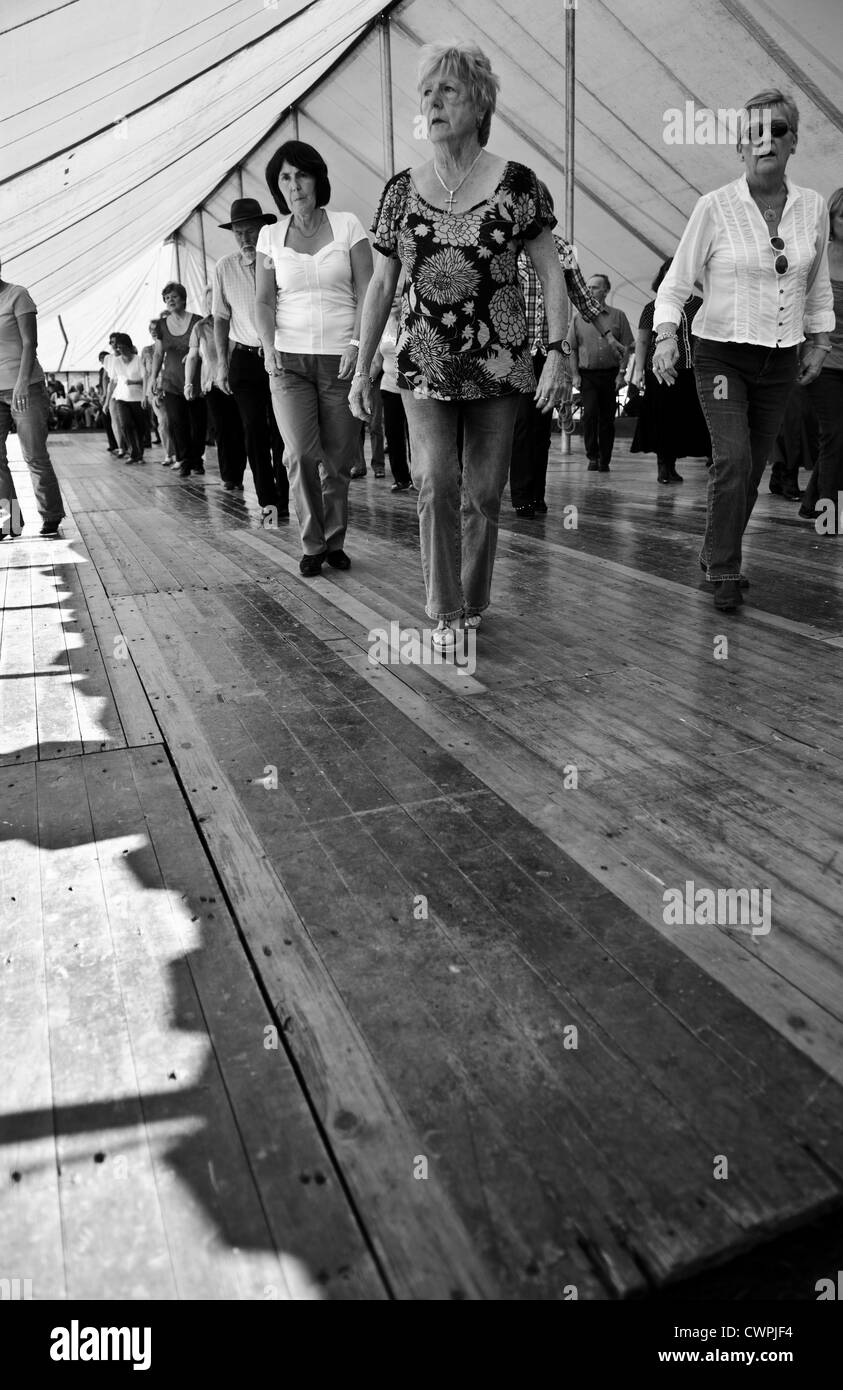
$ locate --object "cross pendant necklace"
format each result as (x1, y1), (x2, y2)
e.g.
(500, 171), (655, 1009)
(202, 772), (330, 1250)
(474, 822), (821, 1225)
(433, 149), (484, 212)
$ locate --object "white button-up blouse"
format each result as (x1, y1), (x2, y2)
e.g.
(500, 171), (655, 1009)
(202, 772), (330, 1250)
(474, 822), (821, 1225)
(654, 175), (834, 347)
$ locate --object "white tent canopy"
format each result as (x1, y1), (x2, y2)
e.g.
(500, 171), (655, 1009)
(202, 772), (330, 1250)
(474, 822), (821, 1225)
(3, 0), (842, 370)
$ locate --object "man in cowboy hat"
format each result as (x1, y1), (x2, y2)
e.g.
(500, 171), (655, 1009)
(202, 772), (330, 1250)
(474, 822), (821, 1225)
(213, 197), (289, 520)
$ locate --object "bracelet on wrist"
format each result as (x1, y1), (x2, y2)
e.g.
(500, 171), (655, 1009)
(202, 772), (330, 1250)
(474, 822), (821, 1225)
(655, 332), (678, 345)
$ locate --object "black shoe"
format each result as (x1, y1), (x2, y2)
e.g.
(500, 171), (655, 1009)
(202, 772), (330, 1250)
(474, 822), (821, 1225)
(768, 481), (784, 495)
(349, 468), (367, 479)
(39, 520), (62, 537)
(299, 552), (327, 576)
(798, 503), (820, 520)
(373, 469), (385, 478)
(533, 500), (548, 514)
(178, 467), (191, 478)
(222, 482), (236, 491)
(514, 503), (535, 518)
(325, 549), (351, 570)
(657, 463), (671, 484)
(391, 481), (414, 492)
(192, 466), (205, 475)
(668, 468), (684, 484)
(587, 459), (599, 471)
(278, 507), (290, 519)
(598, 463), (611, 473)
(713, 580), (743, 612)
(783, 487), (803, 501)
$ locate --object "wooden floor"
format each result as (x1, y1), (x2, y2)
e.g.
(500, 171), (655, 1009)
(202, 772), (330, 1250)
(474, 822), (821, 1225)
(2, 428), (843, 1300)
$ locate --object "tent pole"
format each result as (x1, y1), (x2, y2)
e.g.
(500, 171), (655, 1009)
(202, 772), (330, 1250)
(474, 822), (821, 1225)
(564, 3), (575, 244)
(237, 167), (244, 198)
(198, 208), (208, 287)
(561, 2), (576, 458)
(174, 233), (181, 284)
(379, 13), (395, 178)
(291, 107), (299, 138)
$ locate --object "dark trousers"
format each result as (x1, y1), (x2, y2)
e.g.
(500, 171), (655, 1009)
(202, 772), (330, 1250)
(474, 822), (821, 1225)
(769, 384), (818, 491)
(113, 399), (147, 459)
(694, 339), (800, 579)
(104, 409), (118, 449)
(510, 349), (553, 505)
(580, 367), (618, 465)
(381, 390), (412, 486)
(804, 368), (843, 522)
(162, 393), (206, 470)
(205, 386), (247, 485)
(228, 346), (288, 509)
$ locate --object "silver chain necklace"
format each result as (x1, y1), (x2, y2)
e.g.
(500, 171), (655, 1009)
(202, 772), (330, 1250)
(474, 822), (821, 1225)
(753, 184), (787, 223)
(294, 209), (326, 238)
(433, 149), (484, 212)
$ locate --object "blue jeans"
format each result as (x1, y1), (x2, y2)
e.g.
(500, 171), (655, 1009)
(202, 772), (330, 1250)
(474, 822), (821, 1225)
(401, 392), (521, 620)
(694, 340), (799, 579)
(0, 379), (65, 532)
(269, 353), (357, 554)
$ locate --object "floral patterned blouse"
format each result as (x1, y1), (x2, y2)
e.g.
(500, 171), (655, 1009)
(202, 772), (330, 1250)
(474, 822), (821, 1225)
(371, 162), (556, 401)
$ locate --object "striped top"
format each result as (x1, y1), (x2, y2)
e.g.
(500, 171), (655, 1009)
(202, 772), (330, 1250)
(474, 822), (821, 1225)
(655, 175), (834, 347)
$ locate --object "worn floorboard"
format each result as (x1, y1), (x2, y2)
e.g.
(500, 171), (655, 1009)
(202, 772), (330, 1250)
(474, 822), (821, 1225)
(2, 430), (842, 1300)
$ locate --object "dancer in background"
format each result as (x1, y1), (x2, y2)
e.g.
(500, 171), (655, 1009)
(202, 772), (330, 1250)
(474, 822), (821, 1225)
(801, 186), (843, 531)
(257, 143), (372, 573)
(654, 90), (833, 611)
(186, 287), (247, 492)
(149, 282), (206, 478)
(141, 320), (173, 465)
(630, 258), (710, 484)
(214, 198), (289, 522)
(104, 333), (147, 463)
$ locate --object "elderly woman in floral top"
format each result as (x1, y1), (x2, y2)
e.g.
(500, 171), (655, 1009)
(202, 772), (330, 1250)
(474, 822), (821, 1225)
(350, 41), (623, 646)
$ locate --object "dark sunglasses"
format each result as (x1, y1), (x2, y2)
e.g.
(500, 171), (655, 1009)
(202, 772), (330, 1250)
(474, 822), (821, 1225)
(770, 236), (788, 275)
(747, 118), (790, 142)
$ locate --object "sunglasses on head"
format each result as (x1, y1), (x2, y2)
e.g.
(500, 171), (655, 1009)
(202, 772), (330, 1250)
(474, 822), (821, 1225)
(770, 236), (788, 275)
(746, 118), (790, 142)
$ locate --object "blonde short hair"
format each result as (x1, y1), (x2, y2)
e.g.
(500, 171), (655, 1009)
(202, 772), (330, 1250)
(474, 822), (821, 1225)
(737, 89), (799, 150)
(417, 41), (500, 147)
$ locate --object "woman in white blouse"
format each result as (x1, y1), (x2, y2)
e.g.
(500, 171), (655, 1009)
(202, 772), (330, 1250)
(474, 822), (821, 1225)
(255, 141), (373, 574)
(653, 89), (834, 612)
(104, 333), (146, 463)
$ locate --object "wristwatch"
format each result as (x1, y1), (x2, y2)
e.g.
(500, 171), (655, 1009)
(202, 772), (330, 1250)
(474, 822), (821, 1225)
(546, 340), (572, 356)
(349, 338), (360, 348)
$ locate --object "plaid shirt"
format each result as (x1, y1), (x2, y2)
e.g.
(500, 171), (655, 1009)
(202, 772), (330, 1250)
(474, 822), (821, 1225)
(518, 234), (601, 354)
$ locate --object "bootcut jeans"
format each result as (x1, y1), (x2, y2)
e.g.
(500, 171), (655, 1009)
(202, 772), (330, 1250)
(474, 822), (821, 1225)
(694, 339), (799, 579)
(401, 391), (520, 620)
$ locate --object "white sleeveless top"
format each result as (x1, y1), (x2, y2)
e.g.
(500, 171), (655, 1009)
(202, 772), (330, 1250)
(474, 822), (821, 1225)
(256, 209), (368, 354)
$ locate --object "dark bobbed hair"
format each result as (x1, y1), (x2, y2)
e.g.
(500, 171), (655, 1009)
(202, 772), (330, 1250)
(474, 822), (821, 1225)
(112, 332), (137, 355)
(98, 350), (108, 362)
(162, 281), (187, 303)
(651, 258), (673, 294)
(828, 187), (843, 237)
(265, 141), (331, 216)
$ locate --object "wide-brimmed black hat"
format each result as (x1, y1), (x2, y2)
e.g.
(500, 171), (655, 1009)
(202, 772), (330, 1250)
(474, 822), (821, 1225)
(218, 198), (277, 229)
